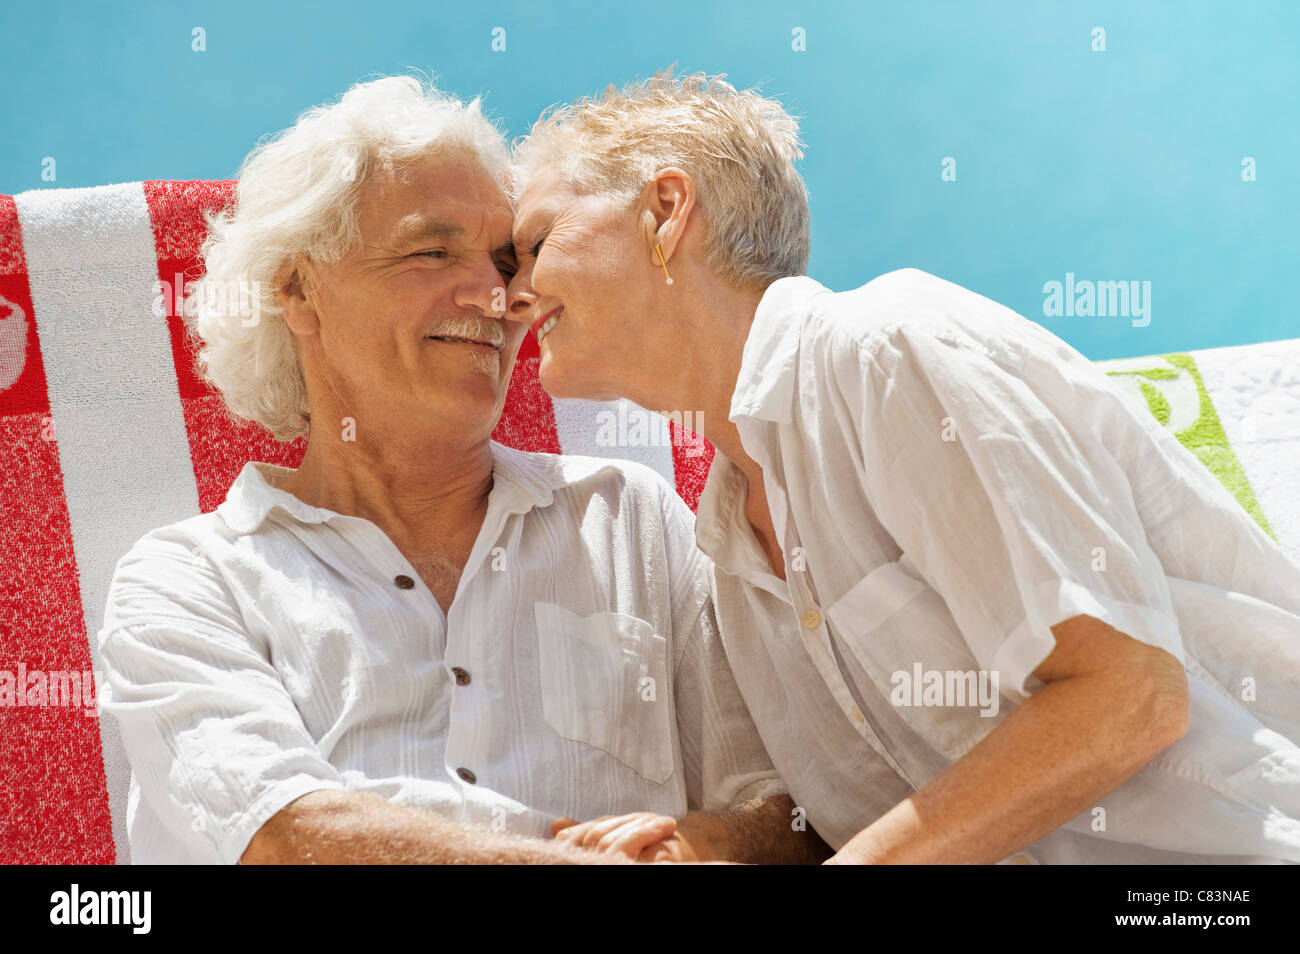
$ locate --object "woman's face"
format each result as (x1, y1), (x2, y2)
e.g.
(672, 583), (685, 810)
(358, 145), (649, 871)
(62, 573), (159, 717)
(507, 165), (652, 400)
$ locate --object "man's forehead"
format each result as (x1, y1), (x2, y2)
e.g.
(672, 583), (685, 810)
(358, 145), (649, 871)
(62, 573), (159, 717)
(374, 206), (510, 249)
(368, 189), (512, 248)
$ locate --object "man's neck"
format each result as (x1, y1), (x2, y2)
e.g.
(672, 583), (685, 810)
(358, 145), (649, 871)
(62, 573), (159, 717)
(279, 421), (496, 559)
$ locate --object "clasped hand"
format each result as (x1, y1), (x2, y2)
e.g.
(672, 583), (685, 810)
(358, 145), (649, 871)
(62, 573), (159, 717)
(551, 812), (709, 863)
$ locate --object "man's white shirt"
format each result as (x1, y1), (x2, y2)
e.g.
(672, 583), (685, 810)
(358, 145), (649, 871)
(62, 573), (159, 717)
(697, 268), (1300, 863)
(98, 442), (785, 864)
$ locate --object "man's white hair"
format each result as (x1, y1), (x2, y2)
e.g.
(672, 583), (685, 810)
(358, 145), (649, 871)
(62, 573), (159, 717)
(511, 67), (810, 291)
(187, 74), (510, 442)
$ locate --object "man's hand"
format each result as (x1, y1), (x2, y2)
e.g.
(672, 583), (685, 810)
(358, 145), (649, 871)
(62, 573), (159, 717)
(551, 812), (707, 862)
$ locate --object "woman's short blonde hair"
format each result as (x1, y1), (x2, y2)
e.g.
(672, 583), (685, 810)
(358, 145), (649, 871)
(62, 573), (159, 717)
(511, 68), (810, 291)
(188, 75), (509, 442)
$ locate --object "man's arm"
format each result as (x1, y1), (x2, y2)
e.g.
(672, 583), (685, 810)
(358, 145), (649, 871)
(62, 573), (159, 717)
(675, 793), (834, 864)
(552, 793), (834, 864)
(242, 790), (623, 865)
(827, 614), (1189, 864)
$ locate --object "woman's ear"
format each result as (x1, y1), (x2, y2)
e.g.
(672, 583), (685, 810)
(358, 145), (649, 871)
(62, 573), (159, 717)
(277, 259), (320, 336)
(643, 167), (696, 265)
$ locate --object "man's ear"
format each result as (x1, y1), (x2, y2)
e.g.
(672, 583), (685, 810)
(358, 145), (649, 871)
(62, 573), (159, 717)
(641, 167), (696, 266)
(277, 259), (320, 335)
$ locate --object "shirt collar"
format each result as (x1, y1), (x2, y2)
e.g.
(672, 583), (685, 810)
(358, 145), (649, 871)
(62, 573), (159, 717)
(729, 275), (828, 424)
(216, 440), (557, 536)
(694, 446), (790, 603)
(694, 449), (739, 561)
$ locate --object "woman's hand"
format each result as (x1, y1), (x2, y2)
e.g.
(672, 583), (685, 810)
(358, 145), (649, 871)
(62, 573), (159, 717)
(551, 812), (704, 862)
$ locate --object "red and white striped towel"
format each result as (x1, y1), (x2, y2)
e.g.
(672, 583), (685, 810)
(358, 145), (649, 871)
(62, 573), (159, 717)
(0, 181), (714, 864)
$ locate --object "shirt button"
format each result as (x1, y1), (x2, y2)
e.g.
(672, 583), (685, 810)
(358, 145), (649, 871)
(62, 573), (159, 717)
(801, 608), (823, 629)
(451, 666), (471, 686)
(394, 574), (415, 590)
(456, 767), (477, 785)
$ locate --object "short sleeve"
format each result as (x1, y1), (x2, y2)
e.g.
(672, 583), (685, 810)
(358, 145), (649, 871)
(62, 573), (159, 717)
(97, 531), (345, 864)
(856, 324), (1186, 700)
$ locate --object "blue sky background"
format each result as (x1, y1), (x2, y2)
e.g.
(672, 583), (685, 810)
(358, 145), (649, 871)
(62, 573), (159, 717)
(2, 0), (1296, 358)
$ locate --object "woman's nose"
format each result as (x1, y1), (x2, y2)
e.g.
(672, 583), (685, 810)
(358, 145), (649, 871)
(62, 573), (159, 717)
(505, 270), (538, 324)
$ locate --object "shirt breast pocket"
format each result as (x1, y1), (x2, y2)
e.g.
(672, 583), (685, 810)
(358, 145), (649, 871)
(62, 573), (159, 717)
(533, 602), (675, 785)
(827, 561), (1009, 762)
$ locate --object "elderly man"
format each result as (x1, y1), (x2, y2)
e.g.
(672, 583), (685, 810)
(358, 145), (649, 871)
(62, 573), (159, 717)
(96, 76), (819, 865)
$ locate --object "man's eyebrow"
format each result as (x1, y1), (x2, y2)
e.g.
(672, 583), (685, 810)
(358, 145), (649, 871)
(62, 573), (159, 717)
(389, 217), (466, 245)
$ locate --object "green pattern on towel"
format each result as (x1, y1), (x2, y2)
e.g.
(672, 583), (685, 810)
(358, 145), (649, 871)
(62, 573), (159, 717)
(1100, 352), (1274, 539)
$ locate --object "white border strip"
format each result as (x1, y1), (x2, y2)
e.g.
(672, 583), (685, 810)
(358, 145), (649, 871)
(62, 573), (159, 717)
(552, 396), (677, 487)
(16, 182), (201, 864)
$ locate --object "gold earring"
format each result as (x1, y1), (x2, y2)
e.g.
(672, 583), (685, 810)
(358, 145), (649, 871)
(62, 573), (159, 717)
(655, 242), (674, 286)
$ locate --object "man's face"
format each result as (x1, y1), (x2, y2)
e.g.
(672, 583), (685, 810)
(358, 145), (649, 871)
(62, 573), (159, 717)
(293, 151), (524, 441)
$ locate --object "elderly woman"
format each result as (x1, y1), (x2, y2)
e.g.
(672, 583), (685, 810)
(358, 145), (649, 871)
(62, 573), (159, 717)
(96, 75), (812, 865)
(506, 70), (1300, 864)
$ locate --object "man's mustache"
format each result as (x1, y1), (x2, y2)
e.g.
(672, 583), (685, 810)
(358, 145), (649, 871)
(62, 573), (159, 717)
(424, 316), (506, 349)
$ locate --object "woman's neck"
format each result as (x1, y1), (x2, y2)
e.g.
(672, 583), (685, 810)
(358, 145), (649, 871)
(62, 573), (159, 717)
(618, 277), (771, 483)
